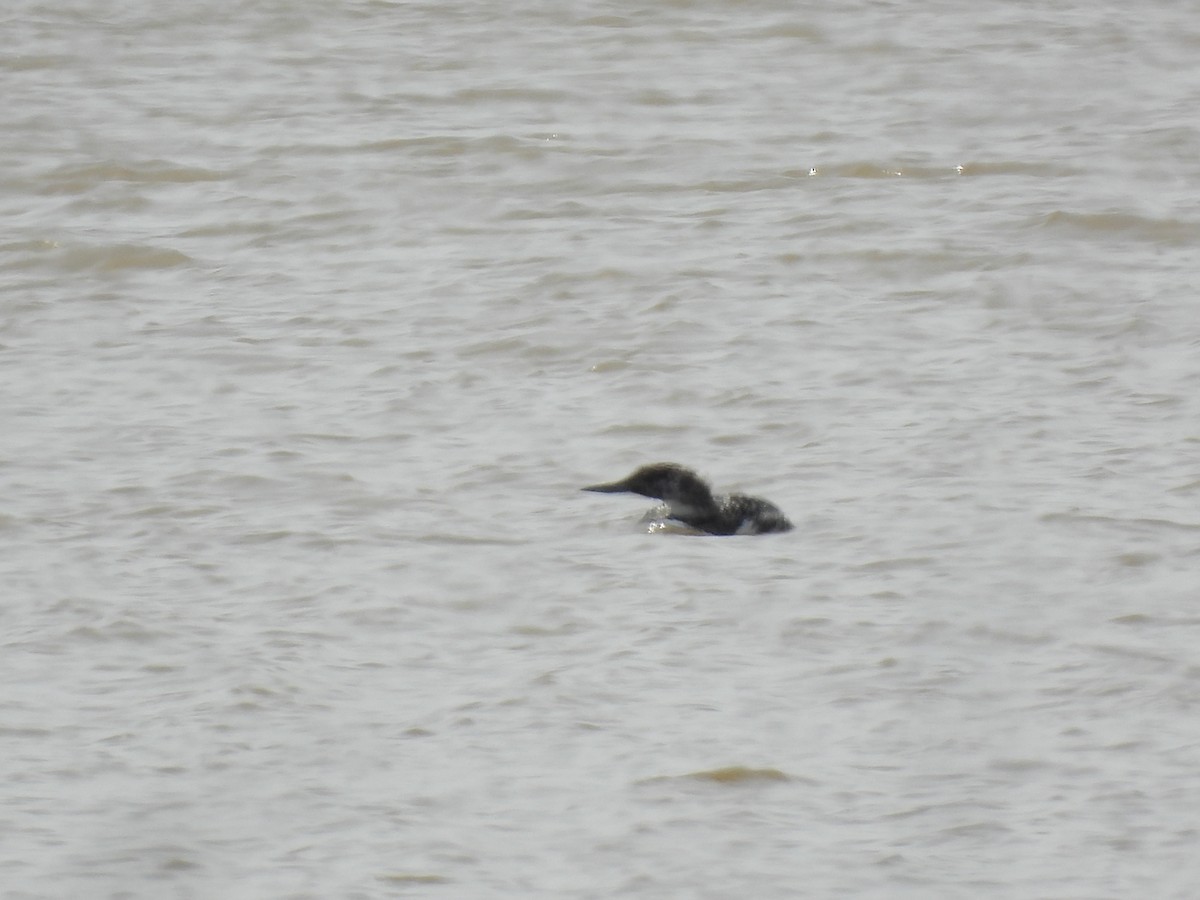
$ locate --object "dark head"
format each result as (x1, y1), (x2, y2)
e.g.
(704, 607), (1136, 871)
(582, 463), (716, 508)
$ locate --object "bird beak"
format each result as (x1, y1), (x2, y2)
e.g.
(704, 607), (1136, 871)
(581, 479), (629, 493)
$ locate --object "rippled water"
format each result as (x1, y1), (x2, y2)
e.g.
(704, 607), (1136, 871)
(4, 2), (1200, 898)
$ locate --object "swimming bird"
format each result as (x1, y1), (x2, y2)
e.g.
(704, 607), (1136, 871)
(582, 463), (793, 535)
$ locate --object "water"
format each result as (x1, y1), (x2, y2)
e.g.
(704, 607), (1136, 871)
(3, 2), (1199, 897)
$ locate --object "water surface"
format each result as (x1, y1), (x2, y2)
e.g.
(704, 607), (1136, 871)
(3, 2), (1199, 897)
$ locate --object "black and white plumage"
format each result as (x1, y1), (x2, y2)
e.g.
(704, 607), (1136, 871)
(582, 463), (793, 536)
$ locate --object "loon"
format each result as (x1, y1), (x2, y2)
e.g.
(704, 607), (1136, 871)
(582, 463), (793, 536)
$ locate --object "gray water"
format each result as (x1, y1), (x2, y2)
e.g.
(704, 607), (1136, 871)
(4, 2), (1200, 898)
